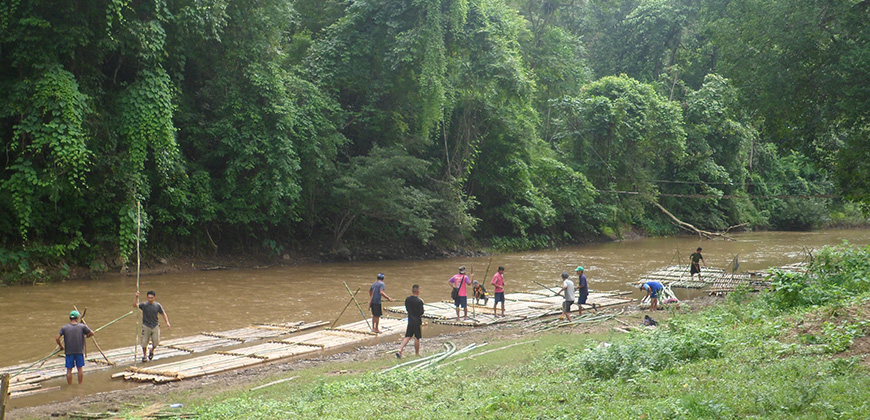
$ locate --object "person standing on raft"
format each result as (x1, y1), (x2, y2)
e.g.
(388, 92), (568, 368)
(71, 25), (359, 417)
(134, 290), (171, 362)
(56, 310), (94, 384)
(556, 272), (575, 321)
(689, 247), (706, 282)
(449, 266), (473, 321)
(575, 266), (589, 316)
(491, 266), (506, 317)
(369, 273), (394, 333)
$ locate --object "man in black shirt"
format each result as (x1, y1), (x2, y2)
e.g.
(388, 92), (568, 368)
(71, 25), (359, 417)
(397, 284), (424, 358)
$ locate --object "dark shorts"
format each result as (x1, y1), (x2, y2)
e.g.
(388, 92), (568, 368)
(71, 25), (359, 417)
(65, 354), (85, 369)
(691, 264), (701, 275)
(371, 303), (383, 317)
(405, 324), (422, 339)
(494, 292), (505, 304)
(577, 292), (588, 305)
(562, 300), (574, 313)
(651, 290), (661, 299)
(454, 296), (467, 308)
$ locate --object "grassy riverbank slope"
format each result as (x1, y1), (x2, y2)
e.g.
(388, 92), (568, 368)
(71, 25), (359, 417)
(14, 244), (870, 419)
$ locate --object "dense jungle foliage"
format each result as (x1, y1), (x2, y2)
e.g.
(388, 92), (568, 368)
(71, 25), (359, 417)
(2, 0), (869, 275)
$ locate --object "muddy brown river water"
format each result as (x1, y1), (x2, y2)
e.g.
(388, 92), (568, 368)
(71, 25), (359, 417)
(2, 229), (869, 408)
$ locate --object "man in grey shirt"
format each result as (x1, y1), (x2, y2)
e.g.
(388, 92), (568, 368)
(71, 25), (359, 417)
(56, 310), (94, 384)
(134, 290), (171, 362)
(556, 272), (575, 321)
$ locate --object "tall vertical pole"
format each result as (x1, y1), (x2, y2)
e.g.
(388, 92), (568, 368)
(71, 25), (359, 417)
(134, 201), (142, 362)
(0, 373), (10, 420)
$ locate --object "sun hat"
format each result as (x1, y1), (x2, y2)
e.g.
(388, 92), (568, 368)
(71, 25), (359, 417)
(458, 266), (466, 274)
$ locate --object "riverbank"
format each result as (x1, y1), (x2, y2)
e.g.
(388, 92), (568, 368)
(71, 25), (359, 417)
(9, 290), (870, 420)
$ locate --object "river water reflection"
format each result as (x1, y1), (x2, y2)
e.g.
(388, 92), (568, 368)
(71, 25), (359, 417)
(2, 229), (868, 404)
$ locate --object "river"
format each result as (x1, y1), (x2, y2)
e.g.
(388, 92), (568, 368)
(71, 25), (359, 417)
(2, 229), (868, 407)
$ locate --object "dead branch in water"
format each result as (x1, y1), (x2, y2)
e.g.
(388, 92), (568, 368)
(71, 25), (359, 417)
(650, 201), (736, 241)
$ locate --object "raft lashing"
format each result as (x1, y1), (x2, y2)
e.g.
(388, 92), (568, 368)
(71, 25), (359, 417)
(0, 320), (328, 397)
(385, 289), (635, 326)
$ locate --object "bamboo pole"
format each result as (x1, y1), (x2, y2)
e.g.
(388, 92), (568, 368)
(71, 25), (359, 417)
(343, 282), (372, 332)
(135, 201), (142, 363)
(533, 280), (558, 296)
(331, 287), (361, 328)
(75, 306), (112, 365)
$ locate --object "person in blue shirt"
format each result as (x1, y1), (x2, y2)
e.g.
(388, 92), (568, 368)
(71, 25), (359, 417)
(640, 281), (664, 311)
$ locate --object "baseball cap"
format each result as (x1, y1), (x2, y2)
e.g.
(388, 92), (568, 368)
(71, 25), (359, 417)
(70, 310), (80, 319)
(377, 273), (385, 280)
(575, 266), (584, 272)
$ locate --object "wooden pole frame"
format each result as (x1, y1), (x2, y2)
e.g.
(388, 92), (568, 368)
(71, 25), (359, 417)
(343, 282), (372, 331)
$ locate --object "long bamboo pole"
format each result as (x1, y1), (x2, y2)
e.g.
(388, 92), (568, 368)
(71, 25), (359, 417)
(135, 201), (142, 363)
(343, 282), (371, 331)
(331, 287), (361, 328)
(533, 280), (559, 296)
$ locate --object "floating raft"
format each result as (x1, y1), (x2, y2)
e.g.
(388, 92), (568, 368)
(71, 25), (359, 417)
(1, 320), (326, 397)
(115, 318), (405, 383)
(638, 265), (725, 288)
(385, 289), (633, 326)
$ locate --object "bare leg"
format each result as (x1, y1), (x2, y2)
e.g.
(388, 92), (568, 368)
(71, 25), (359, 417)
(149, 345), (156, 360)
(413, 338), (420, 355)
(372, 316), (380, 333)
(455, 307), (461, 321)
(398, 336), (411, 357)
(650, 298), (658, 311)
(76, 367), (84, 384)
(66, 368), (73, 385)
(500, 302), (505, 317)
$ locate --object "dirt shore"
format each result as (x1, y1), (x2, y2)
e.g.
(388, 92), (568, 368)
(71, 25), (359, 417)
(8, 302), (682, 420)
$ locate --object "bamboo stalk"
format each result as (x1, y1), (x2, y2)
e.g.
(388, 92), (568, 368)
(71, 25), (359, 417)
(331, 287), (360, 328)
(343, 281), (372, 332)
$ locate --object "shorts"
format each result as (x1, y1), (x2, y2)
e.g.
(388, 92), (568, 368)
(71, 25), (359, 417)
(371, 303), (383, 317)
(577, 293), (588, 305)
(405, 323), (422, 339)
(141, 325), (161, 347)
(650, 290), (660, 299)
(562, 300), (574, 313)
(690, 264), (701, 275)
(494, 292), (505, 304)
(454, 296), (467, 308)
(65, 354), (85, 369)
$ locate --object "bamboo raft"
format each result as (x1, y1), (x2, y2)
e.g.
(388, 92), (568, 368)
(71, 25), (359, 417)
(1, 320), (327, 397)
(638, 265), (725, 288)
(385, 289), (634, 326)
(115, 318), (406, 383)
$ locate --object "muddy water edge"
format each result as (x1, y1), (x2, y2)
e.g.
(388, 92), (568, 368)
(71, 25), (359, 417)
(2, 229), (869, 408)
